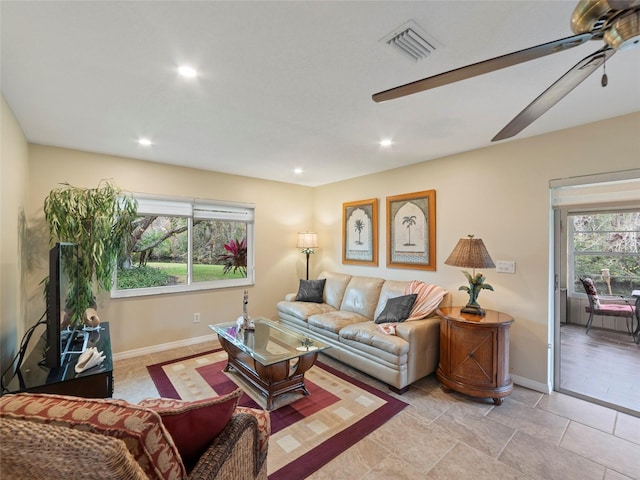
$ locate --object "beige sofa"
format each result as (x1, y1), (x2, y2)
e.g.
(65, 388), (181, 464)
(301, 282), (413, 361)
(277, 271), (449, 393)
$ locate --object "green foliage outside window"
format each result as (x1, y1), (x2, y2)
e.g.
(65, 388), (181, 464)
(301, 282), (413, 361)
(117, 215), (247, 290)
(571, 211), (640, 295)
(116, 266), (173, 289)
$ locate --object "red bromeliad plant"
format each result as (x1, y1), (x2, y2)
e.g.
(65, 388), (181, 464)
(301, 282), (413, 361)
(217, 238), (247, 276)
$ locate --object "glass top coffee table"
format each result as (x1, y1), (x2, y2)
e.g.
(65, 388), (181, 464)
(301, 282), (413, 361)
(209, 318), (329, 410)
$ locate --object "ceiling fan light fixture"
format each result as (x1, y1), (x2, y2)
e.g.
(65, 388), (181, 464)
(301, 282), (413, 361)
(604, 10), (640, 49)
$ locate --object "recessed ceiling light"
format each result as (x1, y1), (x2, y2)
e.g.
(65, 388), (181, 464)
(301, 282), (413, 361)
(294, 167), (303, 175)
(379, 138), (393, 147)
(178, 65), (197, 78)
(138, 138), (152, 146)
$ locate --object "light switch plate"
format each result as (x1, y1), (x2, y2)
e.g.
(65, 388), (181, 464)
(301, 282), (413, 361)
(496, 260), (516, 274)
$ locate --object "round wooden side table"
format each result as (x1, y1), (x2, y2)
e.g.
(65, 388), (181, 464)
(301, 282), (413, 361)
(436, 307), (514, 405)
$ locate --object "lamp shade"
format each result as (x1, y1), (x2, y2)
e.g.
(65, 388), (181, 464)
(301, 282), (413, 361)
(296, 232), (319, 249)
(444, 235), (495, 269)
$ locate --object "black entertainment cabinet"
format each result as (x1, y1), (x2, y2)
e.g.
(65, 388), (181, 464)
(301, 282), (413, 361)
(4, 322), (113, 398)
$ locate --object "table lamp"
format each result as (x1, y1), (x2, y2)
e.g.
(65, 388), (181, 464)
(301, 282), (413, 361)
(297, 232), (318, 280)
(444, 235), (495, 316)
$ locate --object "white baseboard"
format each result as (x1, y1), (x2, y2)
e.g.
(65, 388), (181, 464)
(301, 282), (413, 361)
(112, 334), (218, 361)
(511, 374), (551, 394)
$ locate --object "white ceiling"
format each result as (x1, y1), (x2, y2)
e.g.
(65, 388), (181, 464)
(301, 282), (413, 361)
(2, 1), (639, 187)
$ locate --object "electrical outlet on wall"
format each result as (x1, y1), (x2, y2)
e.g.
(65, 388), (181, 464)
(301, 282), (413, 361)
(496, 260), (516, 274)
(193, 312), (201, 323)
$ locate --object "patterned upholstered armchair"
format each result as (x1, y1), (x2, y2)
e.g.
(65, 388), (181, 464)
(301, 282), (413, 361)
(0, 392), (269, 480)
(579, 277), (635, 334)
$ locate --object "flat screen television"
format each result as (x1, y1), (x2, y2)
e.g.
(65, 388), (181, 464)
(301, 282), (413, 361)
(44, 242), (77, 368)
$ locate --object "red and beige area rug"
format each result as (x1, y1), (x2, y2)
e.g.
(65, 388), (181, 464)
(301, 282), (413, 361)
(147, 349), (407, 479)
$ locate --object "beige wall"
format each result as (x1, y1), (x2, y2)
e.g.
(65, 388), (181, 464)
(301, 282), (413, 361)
(6, 108), (640, 391)
(1, 95), (30, 372)
(27, 145), (315, 354)
(313, 112), (640, 390)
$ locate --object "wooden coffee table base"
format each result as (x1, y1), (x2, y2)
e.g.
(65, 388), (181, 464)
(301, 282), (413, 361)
(218, 336), (319, 410)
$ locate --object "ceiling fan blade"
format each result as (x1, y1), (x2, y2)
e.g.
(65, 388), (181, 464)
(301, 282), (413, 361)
(491, 46), (616, 142)
(372, 33), (593, 103)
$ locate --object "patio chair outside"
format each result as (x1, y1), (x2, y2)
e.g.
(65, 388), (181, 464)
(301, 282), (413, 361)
(579, 277), (636, 335)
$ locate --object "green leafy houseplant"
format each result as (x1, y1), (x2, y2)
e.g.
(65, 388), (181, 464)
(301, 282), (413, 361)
(43, 180), (137, 326)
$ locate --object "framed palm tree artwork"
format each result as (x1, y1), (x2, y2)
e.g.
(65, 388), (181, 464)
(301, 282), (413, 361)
(386, 190), (436, 270)
(342, 198), (378, 266)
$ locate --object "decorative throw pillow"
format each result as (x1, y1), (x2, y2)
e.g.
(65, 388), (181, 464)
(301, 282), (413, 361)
(295, 278), (326, 303)
(375, 294), (418, 324)
(580, 277), (601, 308)
(139, 389), (243, 468)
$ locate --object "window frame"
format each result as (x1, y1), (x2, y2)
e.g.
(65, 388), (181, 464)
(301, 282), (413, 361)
(112, 194), (255, 298)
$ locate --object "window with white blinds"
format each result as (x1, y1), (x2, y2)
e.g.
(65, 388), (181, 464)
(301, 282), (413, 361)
(112, 195), (254, 298)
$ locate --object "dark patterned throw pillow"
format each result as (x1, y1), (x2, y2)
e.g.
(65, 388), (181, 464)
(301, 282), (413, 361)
(580, 277), (601, 308)
(295, 279), (326, 303)
(375, 294), (418, 324)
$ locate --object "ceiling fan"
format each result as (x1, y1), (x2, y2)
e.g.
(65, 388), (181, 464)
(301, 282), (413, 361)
(372, 0), (640, 142)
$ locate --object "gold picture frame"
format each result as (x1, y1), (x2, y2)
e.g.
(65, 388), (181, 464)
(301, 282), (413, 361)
(342, 198), (378, 266)
(386, 190), (436, 270)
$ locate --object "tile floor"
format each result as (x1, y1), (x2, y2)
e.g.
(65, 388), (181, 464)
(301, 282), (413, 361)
(113, 343), (640, 480)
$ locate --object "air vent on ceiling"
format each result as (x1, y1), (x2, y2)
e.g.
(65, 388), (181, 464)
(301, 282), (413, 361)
(382, 20), (439, 63)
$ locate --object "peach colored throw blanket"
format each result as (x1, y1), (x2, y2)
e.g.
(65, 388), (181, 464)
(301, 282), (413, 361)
(376, 281), (447, 335)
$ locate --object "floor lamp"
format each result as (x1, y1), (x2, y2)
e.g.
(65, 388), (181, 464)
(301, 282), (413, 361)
(297, 233), (318, 280)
